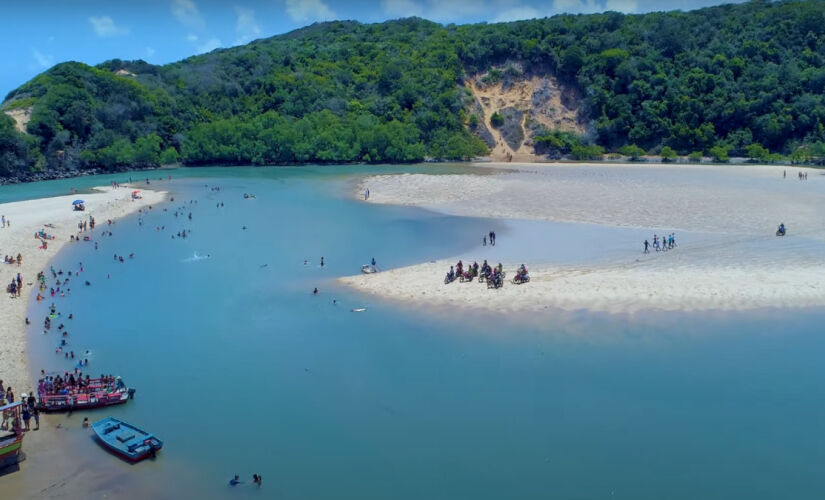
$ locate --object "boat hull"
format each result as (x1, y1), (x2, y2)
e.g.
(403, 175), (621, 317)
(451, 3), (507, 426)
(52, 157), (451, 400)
(37, 389), (132, 413)
(91, 417), (163, 463)
(97, 439), (162, 463)
(0, 436), (23, 469)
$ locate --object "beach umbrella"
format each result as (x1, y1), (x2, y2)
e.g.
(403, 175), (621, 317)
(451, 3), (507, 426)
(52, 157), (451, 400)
(72, 200), (85, 205)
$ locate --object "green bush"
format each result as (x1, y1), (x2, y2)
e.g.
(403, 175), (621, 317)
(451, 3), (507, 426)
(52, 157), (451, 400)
(709, 144), (731, 162)
(660, 146), (677, 162)
(619, 144), (645, 160)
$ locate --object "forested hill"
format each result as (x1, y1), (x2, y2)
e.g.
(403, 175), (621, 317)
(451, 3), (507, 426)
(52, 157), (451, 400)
(3, 0), (825, 180)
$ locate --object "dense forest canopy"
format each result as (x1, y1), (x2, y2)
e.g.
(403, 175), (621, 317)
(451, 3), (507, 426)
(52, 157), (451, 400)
(3, 0), (825, 177)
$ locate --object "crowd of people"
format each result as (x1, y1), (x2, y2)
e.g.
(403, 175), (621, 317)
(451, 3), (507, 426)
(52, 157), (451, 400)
(444, 260), (528, 288)
(643, 233), (676, 253)
(0, 379), (39, 432)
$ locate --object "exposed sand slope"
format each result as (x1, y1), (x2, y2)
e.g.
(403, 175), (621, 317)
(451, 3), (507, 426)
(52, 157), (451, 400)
(466, 73), (584, 161)
(0, 186), (166, 394)
(342, 163), (825, 314)
(4, 107), (32, 134)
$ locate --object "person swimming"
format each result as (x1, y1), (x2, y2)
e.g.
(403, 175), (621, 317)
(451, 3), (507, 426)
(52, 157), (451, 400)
(229, 475), (241, 486)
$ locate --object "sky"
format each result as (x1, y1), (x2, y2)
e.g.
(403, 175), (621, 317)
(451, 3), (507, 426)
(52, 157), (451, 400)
(1, 0), (745, 99)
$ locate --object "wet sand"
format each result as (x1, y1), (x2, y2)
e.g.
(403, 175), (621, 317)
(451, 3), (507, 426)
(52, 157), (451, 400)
(342, 163), (825, 314)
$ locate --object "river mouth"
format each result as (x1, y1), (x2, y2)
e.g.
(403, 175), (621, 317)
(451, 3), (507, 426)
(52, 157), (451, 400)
(8, 165), (825, 499)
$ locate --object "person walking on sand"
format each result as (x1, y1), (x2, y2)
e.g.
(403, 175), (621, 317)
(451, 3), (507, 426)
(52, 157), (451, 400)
(365, 188), (370, 200)
(643, 239), (650, 253)
(21, 399), (31, 431)
(483, 235), (487, 246)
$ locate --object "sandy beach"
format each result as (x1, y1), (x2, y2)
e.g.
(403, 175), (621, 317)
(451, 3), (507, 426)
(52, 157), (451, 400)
(0, 186), (165, 395)
(342, 163), (825, 314)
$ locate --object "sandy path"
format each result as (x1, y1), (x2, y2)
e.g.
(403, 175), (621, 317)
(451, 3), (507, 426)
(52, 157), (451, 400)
(343, 163), (825, 314)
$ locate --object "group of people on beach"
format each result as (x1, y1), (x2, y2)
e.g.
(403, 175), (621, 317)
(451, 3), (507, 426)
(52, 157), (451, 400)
(7, 272), (23, 298)
(0, 379), (39, 432)
(643, 233), (676, 253)
(445, 260), (528, 287)
(3, 253), (21, 266)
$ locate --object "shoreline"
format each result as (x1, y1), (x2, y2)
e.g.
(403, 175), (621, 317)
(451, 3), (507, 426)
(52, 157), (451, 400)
(0, 185), (166, 394)
(2, 158), (820, 186)
(342, 162), (825, 314)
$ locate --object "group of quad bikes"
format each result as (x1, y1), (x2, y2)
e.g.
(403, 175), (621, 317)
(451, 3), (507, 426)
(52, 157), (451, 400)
(444, 260), (530, 289)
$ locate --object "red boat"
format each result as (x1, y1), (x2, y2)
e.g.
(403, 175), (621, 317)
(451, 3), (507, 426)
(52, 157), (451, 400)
(0, 402), (25, 469)
(36, 377), (135, 412)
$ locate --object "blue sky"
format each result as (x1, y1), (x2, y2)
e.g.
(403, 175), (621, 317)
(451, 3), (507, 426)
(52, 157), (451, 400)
(3, 0), (743, 99)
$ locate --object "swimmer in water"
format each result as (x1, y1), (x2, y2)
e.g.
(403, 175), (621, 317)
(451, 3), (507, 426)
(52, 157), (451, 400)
(313, 288), (318, 295)
(229, 475), (241, 486)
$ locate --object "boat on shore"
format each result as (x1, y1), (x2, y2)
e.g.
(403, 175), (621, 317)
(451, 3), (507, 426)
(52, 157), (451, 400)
(91, 417), (163, 463)
(361, 264), (378, 274)
(36, 377), (135, 412)
(0, 402), (25, 469)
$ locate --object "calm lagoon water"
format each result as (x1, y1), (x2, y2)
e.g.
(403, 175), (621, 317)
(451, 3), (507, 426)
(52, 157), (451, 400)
(8, 166), (825, 499)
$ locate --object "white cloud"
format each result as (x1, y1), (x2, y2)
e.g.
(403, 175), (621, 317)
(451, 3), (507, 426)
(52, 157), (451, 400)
(88, 16), (129, 37)
(186, 33), (199, 42)
(172, 0), (205, 30)
(605, 0), (637, 13)
(553, 0), (602, 14)
(196, 37), (222, 54)
(285, 0), (336, 23)
(381, 0), (423, 18)
(32, 49), (54, 69)
(145, 47), (156, 58)
(234, 6), (262, 45)
(493, 5), (540, 22)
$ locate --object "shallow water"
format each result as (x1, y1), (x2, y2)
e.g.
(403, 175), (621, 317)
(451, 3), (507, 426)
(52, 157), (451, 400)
(7, 166), (825, 499)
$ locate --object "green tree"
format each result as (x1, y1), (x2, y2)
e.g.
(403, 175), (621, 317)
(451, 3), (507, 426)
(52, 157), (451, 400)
(133, 134), (162, 167)
(619, 144), (645, 160)
(660, 146), (677, 162)
(159, 147), (180, 165)
(709, 144), (731, 162)
(744, 143), (770, 162)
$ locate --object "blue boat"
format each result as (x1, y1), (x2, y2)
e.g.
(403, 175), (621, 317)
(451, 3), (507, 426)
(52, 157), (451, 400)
(91, 417), (163, 462)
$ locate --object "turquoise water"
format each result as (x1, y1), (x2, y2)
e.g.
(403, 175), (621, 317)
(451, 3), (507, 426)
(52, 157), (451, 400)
(9, 166), (825, 499)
